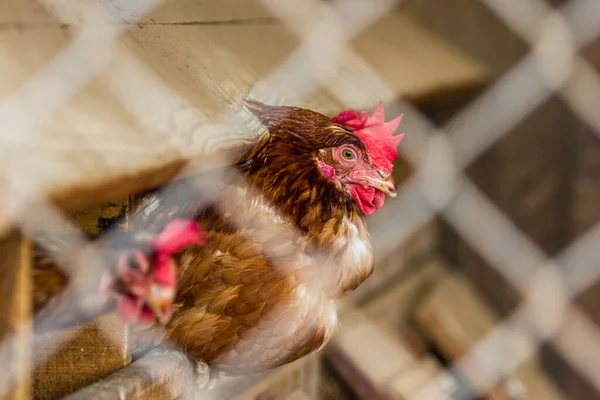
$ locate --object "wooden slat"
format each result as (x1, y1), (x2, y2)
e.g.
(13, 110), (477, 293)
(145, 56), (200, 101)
(401, 0), (527, 76)
(325, 311), (451, 400)
(454, 96), (575, 317)
(348, 221), (438, 306)
(385, 357), (452, 400)
(570, 119), (600, 244)
(0, 233), (32, 400)
(328, 260), (457, 400)
(361, 259), (443, 333)
(414, 273), (566, 400)
(326, 344), (395, 400)
(0, 0), (273, 26)
(554, 115), (600, 399)
(333, 312), (417, 389)
(0, 25), (268, 237)
(33, 315), (130, 399)
(359, 259), (445, 358)
(0, 6), (489, 237)
(234, 355), (320, 400)
(33, 201), (130, 399)
(350, 10), (489, 106)
(63, 348), (319, 400)
(62, 348), (194, 400)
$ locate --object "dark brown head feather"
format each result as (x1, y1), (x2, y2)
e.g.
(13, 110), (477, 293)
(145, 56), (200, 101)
(241, 99), (366, 232)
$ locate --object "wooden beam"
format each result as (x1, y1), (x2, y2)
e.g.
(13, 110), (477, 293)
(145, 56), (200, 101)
(350, 10), (489, 106)
(414, 273), (566, 400)
(0, 6), (489, 238)
(233, 355), (320, 400)
(0, 233), (32, 400)
(0, 0), (273, 27)
(62, 348), (320, 400)
(386, 357), (452, 400)
(401, 0), (527, 77)
(325, 311), (450, 400)
(360, 259), (445, 356)
(349, 222), (439, 307)
(32, 201), (131, 399)
(62, 348), (194, 400)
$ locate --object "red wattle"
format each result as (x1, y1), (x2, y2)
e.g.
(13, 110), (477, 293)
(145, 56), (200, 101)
(350, 185), (386, 215)
(153, 255), (176, 286)
(117, 295), (142, 323)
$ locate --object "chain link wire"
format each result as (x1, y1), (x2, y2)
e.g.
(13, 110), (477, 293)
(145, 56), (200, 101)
(2, 0), (600, 398)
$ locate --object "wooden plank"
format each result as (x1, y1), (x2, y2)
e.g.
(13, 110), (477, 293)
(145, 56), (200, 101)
(234, 355), (320, 400)
(32, 314), (130, 399)
(144, 0), (272, 24)
(333, 261), (454, 400)
(349, 10), (489, 106)
(121, 20), (342, 115)
(361, 259), (443, 332)
(348, 221), (438, 306)
(324, 311), (449, 400)
(0, 0), (272, 26)
(333, 312), (417, 389)
(63, 347), (319, 400)
(414, 273), (566, 400)
(62, 348), (194, 400)
(488, 98), (573, 257)
(0, 7), (489, 237)
(32, 201), (130, 399)
(568, 117), (600, 248)
(448, 97), (575, 321)
(0, 233), (32, 400)
(320, 356), (360, 400)
(0, 25), (269, 237)
(385, 357), (452, 400)
(325, 344), (395, 400)
(545, 33), (600, 400)
(444, 93), (586, 399)
(401, 0), (527, 77)
(541, 342), (599, 400)
(360, 259), (445, 357)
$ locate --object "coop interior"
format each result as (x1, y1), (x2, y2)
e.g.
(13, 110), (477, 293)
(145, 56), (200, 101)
(1, 0), (599, 399)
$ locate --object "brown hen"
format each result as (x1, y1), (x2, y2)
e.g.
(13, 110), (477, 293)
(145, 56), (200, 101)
(130, 99), (404, 376)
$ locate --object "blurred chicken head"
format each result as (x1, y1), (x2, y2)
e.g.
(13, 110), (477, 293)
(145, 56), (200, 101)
(102, 219), (207, 325)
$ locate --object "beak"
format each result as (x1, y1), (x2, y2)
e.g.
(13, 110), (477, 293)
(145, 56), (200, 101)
(146, 284), (175, 324)
(369, 172), (397, 197)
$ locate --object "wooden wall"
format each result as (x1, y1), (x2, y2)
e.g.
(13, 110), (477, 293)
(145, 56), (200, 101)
(401, 1), (600, 398)
(33, 202), (132, 399)
(0, 234), (31, 400)
(401, 0), (527, 77)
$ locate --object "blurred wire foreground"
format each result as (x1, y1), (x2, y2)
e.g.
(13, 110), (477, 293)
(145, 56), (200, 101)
(0, 0), (599, 399)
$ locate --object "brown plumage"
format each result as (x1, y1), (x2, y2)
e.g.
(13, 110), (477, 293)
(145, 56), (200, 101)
(131, 100), (400, 374)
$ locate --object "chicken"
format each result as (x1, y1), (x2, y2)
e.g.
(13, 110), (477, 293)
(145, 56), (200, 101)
(129, 99), (405, 377)
(32, 219), (205, 332)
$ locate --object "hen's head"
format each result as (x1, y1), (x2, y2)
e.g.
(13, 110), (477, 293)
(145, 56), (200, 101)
(244, 99), (404, 216)
(102, 219), (206, 325)
(328, 102), (404, 215)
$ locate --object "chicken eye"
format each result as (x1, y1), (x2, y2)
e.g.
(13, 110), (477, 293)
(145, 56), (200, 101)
(127, 254), (141, 272)
(341, 148), (356, 161)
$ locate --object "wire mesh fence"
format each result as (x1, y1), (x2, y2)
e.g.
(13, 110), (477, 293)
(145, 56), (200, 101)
(1, 0), (599, 398)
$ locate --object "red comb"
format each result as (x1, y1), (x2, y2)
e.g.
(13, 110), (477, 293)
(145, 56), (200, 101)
(332, 101), (404, 174)
(152, 219), (207, 286)
(153, 219), (207, 255)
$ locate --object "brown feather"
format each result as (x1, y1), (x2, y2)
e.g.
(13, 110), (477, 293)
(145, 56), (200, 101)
(130, 100), (378, 374)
